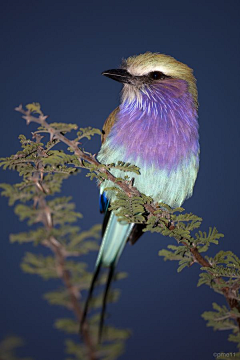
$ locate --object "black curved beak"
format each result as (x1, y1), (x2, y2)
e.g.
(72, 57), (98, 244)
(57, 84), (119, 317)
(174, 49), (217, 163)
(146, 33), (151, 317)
(101, 69), (133, 84)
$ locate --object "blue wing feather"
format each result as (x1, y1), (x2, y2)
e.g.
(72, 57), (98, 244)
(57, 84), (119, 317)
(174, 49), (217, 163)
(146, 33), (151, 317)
(99, 191), (109, 214)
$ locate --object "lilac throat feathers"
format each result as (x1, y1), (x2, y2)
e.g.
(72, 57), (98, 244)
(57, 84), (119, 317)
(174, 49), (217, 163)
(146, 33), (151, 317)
(110, 79), (199, 171)
(97, 79), (200, 207)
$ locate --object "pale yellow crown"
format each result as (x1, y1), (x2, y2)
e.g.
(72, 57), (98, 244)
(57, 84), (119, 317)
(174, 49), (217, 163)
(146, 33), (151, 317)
(124, 52), (198, 107)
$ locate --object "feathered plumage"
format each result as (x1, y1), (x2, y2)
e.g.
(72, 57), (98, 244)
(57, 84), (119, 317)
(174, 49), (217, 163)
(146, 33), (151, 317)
(81, 52), (199, 338)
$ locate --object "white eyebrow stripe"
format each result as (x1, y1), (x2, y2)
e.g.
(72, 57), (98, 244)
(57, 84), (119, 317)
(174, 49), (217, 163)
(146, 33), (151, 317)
(128, 65), (172, 77)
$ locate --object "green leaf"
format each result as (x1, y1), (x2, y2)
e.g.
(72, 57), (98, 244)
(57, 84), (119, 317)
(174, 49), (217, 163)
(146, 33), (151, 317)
(26, 102), (42, 115)
(0, 336), (33, 360)
(44, 288), (71, 308)
(195, 227), (224, 253)
(38, 122), (78, 133)
(202, 302), (239, 331)
(106, 161), (140, 175)
(21, 253), (58, 279)
(55, 318), (78, 334)
(76, 127), (101, 140)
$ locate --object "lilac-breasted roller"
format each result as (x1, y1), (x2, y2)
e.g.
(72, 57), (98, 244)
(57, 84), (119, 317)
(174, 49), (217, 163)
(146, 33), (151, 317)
(81, 52), (199, 334)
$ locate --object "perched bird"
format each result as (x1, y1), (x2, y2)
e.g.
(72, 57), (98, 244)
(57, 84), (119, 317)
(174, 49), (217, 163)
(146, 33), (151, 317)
(81, 52), (199, 336)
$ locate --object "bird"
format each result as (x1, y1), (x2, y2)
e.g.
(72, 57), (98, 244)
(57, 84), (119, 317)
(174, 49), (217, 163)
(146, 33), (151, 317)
(81, 52), (199, 337)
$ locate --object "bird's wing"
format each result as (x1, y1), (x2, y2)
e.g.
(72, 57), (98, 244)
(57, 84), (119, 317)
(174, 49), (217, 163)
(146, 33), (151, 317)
(98, 108), (119, 214)
(101, 107), (120, 143)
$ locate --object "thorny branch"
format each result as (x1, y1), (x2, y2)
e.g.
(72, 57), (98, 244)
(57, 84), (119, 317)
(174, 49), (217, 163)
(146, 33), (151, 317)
(39, 201), (97, 360)
(15, 104), (240, 330)
(29, 137), (98, 360)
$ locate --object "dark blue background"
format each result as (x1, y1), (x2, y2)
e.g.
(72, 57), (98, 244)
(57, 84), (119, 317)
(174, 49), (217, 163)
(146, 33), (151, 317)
(1, 1), (240, 359)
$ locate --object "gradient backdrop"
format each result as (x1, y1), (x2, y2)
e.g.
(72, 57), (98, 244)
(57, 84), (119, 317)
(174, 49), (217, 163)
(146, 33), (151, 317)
(1, 1), (240, 359)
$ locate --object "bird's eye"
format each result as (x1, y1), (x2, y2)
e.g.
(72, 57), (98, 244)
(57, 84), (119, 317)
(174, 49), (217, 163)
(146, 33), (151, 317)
(149, 71), (166, 80)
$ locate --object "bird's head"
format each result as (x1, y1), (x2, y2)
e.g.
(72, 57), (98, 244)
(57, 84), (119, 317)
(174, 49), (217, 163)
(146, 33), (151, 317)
(102, 52), (198, 109)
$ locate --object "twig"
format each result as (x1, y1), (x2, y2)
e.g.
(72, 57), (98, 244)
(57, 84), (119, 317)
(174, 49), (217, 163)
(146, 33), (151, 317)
(15, 105), (240, 331)
(48, 235), (97, 360)
(28, 137), (98, 360)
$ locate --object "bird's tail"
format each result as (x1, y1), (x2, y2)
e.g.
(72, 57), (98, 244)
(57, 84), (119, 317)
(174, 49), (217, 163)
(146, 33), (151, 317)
(80, 212), (133, 340)
(96, 212), (134, 267)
